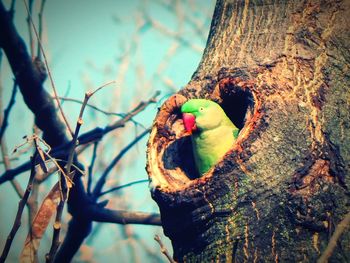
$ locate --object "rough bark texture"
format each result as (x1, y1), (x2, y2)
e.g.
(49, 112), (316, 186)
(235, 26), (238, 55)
(147, 0), (350, 262)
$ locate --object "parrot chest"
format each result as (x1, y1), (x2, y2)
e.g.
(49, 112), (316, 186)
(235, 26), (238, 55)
(192, 125), (235, 174)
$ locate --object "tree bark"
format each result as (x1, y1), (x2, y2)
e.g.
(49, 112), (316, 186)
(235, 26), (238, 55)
(146, 0), (350, 262)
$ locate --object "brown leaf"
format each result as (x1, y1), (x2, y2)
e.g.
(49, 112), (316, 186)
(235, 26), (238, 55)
(20, 183), (60, 263)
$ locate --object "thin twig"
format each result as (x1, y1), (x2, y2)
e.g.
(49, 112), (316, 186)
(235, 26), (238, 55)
(53, 159), (84, 177)
(11, 140), (32, 156)
(0, 138), (24, 198)
(104, 91), (159, 133)
(133, 233), (165, 262)
(92, 128), (150, 198)
(25, 0), (34, 57)
(36, 147), (68, 182)
(0, 80), (17, 141)
(23, 0), (74, 137)
(37, 0), (47, 60)
(35, 136), (49, 173)
(87, 141), (98, 195)
(317, 211), (350, 263)
(156, 0), (207, 41)
(58, 96), (125, 116)
(89, 80), (116, 97)
(154, 235), (175, 263)
(66, 80), (115, 175)
(60, 81), (71, 106)
(0, 151), (37, 263)
(46, 81), (114, 262)
(11, 134), (36, 154)
(0, 64), (23, 198)
(143, 12), (203, 52)
(99, 179), (149, 197)
(57, 96), (146, 129)
(10, 134), (71, 181)
(45, 184), (67, 263)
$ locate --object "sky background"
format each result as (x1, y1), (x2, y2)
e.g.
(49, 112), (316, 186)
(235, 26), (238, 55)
(0, 0), (215, 262)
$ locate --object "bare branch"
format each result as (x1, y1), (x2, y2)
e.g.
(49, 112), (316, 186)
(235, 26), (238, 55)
(0, 161), (31, 184)
(0, 138), (24, 198)
(0, 151), (37, 263)
(0, 97), (150, 185)
(103, 91), (159, 133)
(0, 88), (158, 183)
(57, 96), (147, 130)
(62, 81), (116, 191)
(26, 0), (34, 57)
(57, 96), (125, 117)
(46, 183), (67, 263)
(154, 235), (175, 263)
(156, 0), (207, 41)
(99, 179), (149, 197)
(0, 80), (17, 141)
(87, 141), (98, 195)
(37, 0), (47, 60)
(0, 1), (69, 147)
(0, 64), (23, 198)
(133, 233), (165, 262)
(23, 0), (74, 137)
(52, 215), (92, 263)
(0, 91), (160, 186)
(46, 81), (114, 262)
(92, 128), (150, 198)
(143, 12), (203, 53)
(88, 208), (161, 226)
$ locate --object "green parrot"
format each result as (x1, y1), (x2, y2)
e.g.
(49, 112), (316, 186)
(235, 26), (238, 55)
(181, 99), (239, 175)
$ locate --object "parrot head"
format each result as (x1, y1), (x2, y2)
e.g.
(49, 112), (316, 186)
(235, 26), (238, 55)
(181, 99), (226, 133)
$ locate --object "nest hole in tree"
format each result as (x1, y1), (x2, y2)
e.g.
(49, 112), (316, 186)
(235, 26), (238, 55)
(161, 86), (255, 182)
(219, 85), (255, 129)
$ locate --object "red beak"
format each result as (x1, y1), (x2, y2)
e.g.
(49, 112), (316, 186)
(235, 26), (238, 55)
(182, 113), (196, 133)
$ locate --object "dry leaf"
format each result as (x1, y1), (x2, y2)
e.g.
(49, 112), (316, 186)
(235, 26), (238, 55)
(20, 183), (60, 263)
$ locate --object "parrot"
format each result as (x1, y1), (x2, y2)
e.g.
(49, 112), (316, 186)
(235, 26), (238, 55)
(181, 99), (239, 175)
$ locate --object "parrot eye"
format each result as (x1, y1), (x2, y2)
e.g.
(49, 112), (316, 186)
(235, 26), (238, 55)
(199, 107), (204, 112)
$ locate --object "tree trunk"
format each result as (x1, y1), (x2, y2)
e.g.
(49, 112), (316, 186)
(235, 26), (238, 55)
(146, 0), (350, 262)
